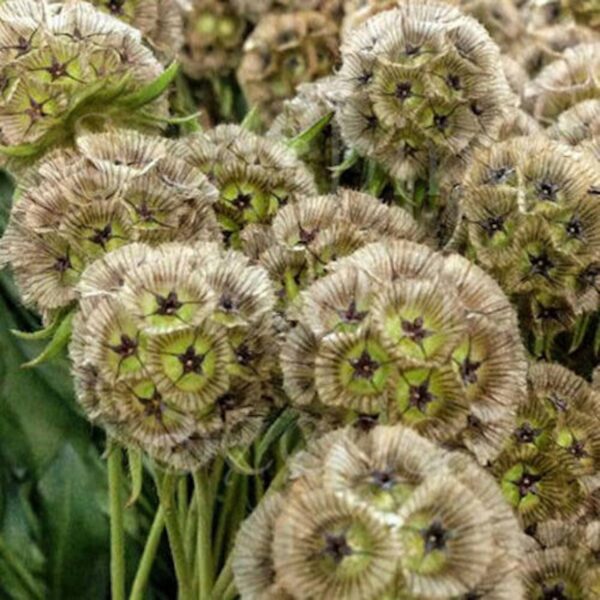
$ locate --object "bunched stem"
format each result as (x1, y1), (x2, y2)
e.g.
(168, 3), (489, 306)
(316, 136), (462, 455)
(155, 471), (194, 600)
(108, 441), (126, 600)
(193, 470), (213, 600)
(129, 506), (165, 600)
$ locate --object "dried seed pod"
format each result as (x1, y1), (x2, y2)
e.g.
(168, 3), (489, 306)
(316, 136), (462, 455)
(54, 0), (184, 60)
(237, 11), (340, 122)
(336, 1), (514, 181)
(568, 0), (600, 30)
(70, 242), (278, 470)
(181, 0), (250, 78)
(176, 124), (317, 249)
(233, 425), (524, 599)
(0, 131), (219, 320)
(461, 136), (600, 336)
(526, 42), (600, 123)
(0, 1), (169, 166)
(257, 189), (426, 310)
(281, 240), (527, 463)
(548, 99), (600, 146)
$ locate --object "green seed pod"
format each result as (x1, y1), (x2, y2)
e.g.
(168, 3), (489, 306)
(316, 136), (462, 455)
(237, 11), (340, 122)
(0, 1), (171, 168)
(281, 240), (527, 463)
(52, 0), (184, 61)
(176, 124), (317, 249)
(336, 0), (514, 181)
(256, 189), (426, 311)
(70, 242), (278, 470)
(181, 0), (250, 78)
(233, 425), (524, 599)
(0, 131), (219, 321)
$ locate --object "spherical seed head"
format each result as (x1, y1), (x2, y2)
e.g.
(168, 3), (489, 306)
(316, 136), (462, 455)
(336, 1), (514, 180)
(461, 136), (600, 332)
(258, 189), (426, 309)
(176, 124), (317, 249)
(233, 425), (524, 599)
(282, 240), (527, 463)
(548, 99), (600, 146)
(181, 0), (249, 78)
(0, 1), (169, 163)
(237, 11), (340, 122)
(0, 131), (219, 320)
(54, 0), (184, 61)
(70, 242), (278, 470)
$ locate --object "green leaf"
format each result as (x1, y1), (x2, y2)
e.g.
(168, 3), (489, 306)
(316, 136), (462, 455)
(287, 111), (334, 154)
(37, 444), (109, 600)
(241, 106), (262, 132)
(569, 314), (591, 354)
(22, 311), (75, 369)
(120, 62), (179, 110)
(331, 148), (360, 176)
(11, 308), (68, 341)
(0, 143), (41, 158)
(126, 448), (143, 508)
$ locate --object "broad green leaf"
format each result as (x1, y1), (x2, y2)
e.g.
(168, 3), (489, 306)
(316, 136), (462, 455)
(22, 311), (75, 369)
(121, 63), (179, 110)
(287, 111), (334, 154)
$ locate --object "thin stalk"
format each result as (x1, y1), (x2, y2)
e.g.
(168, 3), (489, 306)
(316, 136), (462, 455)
(184, 492), (198, 580)
(129, 506), (166, 600)
(211, 553), (233, 600)
(193, 470), (213, 600)
(108, 442), (126, 600)
(209, 457), (224, 505)
(214, 472), (239, 565)
(178, 476), (189, 533)
(155, 471), (194, 600)
(0, 535), (44, 600)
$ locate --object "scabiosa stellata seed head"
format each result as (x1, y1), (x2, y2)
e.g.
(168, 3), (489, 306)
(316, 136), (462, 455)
(493, 362), (600, 529)
(237, 11), (340, 122)
(233, 425), (524, 599)
(70, 241), (278, 470)
(461, 136), (600, 337)
(256, 189), (426, 311)
(176, 124), (317, 249)
(0, 131), (219, 320)
(181, 0), (249, 79)
(548, 99), (600, 147)
(335, 0), (514, 181)
(53, 0), (185, 61)
(526, 42), (600, 123)
(281, 240), (527, 463)
(0, 0), (171, 168)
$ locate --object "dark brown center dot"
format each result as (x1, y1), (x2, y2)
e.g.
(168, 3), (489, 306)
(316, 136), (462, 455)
(219, 295), (236, 311)
(514, 422), (538, 444)
(395, 82), (412, 100)
(232, 193), (253, 211)
(481, 215), (505, 237)
(46, 58), (68, 80)
(137, 202), (155, 222)
(89, 223), (113, 249)
(139, 389), (165, 418)
(538, 306), (560, 321)
(354, 413), (379, 432)
(357, 71), (372, 85)
(536, 180), (559, 202)
(235, 344), (253, 366)
(370, 469), (396, 490)
(111, 334), (138, 358)
(409, 382), (434, 412)
(106, 0), (126, 14)
(460, 357), (481, 385)
(421, 520), (448, 553)
(26, 99), (45, 121)
(529, 252), (554, 277)
(433, 114), (449, 131)
(405, 44), (420, 56)
(217, 393), (237, 420)
(351, 351), (380, 379)
(156, 291), (183, 316)
(322, 533), (353, 564)
(470, 101), (484, 116)
(338, 300), (368, 325)
(298, 226), (317, 246)
(487, 166), (513, 184)
(54, 255), (71, 273)
(178, 346), (205, 374)
(541, 582), (570, 600)
(569, 439), (587, 459)
(565, 217), (583, 239)
(446, 74), (461, 90)
(548, 393), (568, 412)
(401, 316), (430, 343)
(515, 471), (542, 498)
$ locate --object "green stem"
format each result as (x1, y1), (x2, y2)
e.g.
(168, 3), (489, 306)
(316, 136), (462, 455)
(0, 535), (44, 600)
(214, 472), (239, 565)
(193, 470), (213, 600)
(129, 506), (166, 600)
(184, 492), (198, 581)
(178, 476), (189, 533)
(108, 442), (126, 600)
(211, 553), (233, 600)
(222, 581), (237, 600)
(155, 471), (194, 600)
